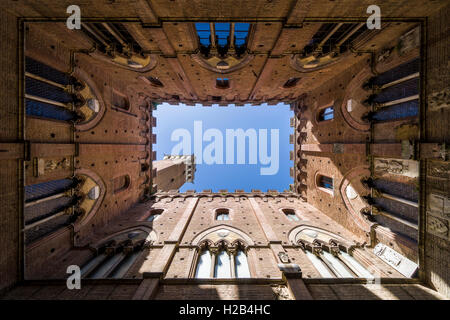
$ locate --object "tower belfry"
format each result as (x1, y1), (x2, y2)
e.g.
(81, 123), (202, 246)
(153, 155), (196, 191)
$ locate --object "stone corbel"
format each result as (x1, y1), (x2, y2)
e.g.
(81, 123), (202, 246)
(329, 240), (341, 256)
(312, 240), (323, 256)
(209, 247), (219, 256)
(104, 246), (117, 256)
(143, 239), (153, 248)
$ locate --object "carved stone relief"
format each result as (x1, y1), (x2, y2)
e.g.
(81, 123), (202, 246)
(428, 88), (450, 111)
(34, 157), (71, 176)
(398, 27), (420, 55)
(426, 215), (449, 239)
(374, 158), (419, 177)
(333, 143), (345, 154)
(428, 193), (450, 219)
(427, 161), (450, 179)
(271, 285), (293, 300)
(377, 47), (394, 63)
(373, 243), (418, 277)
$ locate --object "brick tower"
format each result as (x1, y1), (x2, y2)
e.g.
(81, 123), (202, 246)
(153, 155), (196, 191)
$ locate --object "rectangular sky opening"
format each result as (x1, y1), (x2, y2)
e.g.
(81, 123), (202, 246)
(153, 102), (294, 193)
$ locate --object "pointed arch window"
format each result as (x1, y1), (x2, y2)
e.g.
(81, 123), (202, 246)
(195, 22), (211, 47)
(195, 22), (250, 57)
(24, 178), (80, 245)
(25, 57), (78, 121)
(194, 241), (251, 279)
(305, 250), (335, 278)
(214, 250), (232, 278)
(300, 241), (373, 279)
(234, 23), (250, 48)
(234, 249), (251, 278)
(195, 249), (212, 279)
(80, 230), (149, 279)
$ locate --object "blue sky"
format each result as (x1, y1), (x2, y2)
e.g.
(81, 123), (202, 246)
(153, 102), (293, 192)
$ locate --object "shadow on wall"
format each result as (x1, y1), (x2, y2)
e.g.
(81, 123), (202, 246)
(306, 282), (444, 300)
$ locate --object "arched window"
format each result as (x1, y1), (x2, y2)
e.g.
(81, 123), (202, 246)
(282, 209), (299, 221)
(215, 208), (230, 221)
(81, 230), (149, 279)
(195, 22), (250, 57)
(283, 77), (301, 88)
(24, 178), (80, 245)
(362, 58), (419, 122)
(305, 250), (334, 278)
(195, 249), (212, 279)
(234, 249), (250, 278)
(300, 241), (373, 279)
(317, 174), (333, 193)
(318, 106), (334, 121)
(147, 209), (164, 222)
(112, 175), (130, 194)
(321, 250), (354, 278)
(195, 22), (211, 47)
(214, 250), (232, 278)
(25, 57), (78, 121)
(216, 78), (230, 89)
(194, 241), (251, 279)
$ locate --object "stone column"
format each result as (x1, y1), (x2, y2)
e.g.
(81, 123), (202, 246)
(132, 275), (161, 300)
(279, 264), (313, 300)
